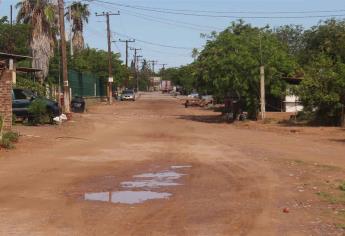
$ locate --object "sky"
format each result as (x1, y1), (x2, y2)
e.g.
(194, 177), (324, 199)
(1, 0), (345, 71)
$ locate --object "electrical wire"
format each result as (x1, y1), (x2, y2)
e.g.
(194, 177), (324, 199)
(91, 0), (345, 19)
(87, 0), (223, 31)
(120, 9), (217, 32)
(92, 1), (345, 15)
(113, 31), (195, 50)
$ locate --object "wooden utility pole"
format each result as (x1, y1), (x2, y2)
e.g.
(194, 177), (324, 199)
(148, 60), (158, 75)
(69, 5), (73, 57)
(118, 39), (135, 68)
(58, 0), (70, 114)
(259, 31), (265, 120)
(260, 65), (266, 120)
(130, 48), (141, 91)
(136, 55), (143, 92)
(96, 11), (120, 104)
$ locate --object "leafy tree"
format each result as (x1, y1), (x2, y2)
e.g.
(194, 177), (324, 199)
(274, 25), (305, 58)
(0, 22), (30, 55)
(195, 21), (297, 118)
(298, 55), (345, 125)
(16, 0), (57, 83)
(296, 19), (345, 125)
(65, 1), (90, 52)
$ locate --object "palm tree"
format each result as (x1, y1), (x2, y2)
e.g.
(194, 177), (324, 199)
(16, 0), (57, 83)
(66, 2), (90, 52)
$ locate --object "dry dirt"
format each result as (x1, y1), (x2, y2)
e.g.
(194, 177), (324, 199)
(0, 92), (345, 236)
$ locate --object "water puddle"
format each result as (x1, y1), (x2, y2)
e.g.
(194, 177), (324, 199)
(133, 171), (185, 180)
(121, 179), (180, 188)
(171, 165), (192, 169)
(83, 165), (191, 205)
(84, 191), (171, 204)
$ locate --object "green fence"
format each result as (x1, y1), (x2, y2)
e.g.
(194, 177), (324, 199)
(68, 70), (107, 97)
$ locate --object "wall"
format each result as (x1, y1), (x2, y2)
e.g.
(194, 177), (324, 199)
(0, 70), (12, 131)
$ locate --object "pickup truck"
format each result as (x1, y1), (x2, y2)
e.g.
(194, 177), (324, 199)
(12, 88), (61, 119)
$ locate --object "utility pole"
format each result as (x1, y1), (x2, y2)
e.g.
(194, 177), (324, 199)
(136, 55), (143, 92)
(10, 5), (13, 27)
(69, 5), (73, 57)
(260, 65), (266, 120)
(259, 31), (265, 120)
(96, 11), (120, 105)
(130, 48), (141, 92)
(58, 0), (70, 114)
(148, 60), (158, 75)
(118, 39), (135, 68)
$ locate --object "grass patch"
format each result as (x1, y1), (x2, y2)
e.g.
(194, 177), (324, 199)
(318, 164), (342, 171)
(0, 131), (20, 149)
(336, 224), (345, 230)
(294, 160), (305, 165)
(317, 191), (345, 204)
(339, 182), (345, 192)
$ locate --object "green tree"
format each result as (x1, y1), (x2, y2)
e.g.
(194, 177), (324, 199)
(0, 22), (30, 55)
(66, 1), (90, 52)
(296, 19), (345, 125)
(195, 21), (297, 118)
(16, 0), (57, 83)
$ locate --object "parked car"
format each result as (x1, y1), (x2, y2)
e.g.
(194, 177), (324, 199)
(121, 90), (136, 101)
(71, 96), (85, 113)
(187, 92), (199, 99)
(12, 88), (61, 119)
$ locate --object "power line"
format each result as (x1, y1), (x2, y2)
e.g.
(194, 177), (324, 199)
(119, 9), (222, 32)
(89, 1), (222, 31)
(90, 0), (345, 19)
(114, 32), (195, 50)
(90, 1), (345, 15)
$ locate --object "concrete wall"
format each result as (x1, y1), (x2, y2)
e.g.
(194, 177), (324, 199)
(0, 70), (12, 131)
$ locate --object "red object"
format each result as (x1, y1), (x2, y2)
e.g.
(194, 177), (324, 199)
(283, 208), (290, 213)
(66, 113), (73, 120)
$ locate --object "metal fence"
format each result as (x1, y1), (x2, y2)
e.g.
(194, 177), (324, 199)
(68, 70), (107, 98)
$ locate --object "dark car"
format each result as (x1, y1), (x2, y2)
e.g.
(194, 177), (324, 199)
(71, 96), (86, 113)
(12, 88), (61, 119)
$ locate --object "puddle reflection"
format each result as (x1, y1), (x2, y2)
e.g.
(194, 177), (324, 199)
(84, 191), (171, 204)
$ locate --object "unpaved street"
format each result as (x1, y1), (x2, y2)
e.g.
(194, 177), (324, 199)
(0, 93), (345, 235)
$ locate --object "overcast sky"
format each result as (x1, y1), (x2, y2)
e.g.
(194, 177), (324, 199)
(1, 0), (345, 70)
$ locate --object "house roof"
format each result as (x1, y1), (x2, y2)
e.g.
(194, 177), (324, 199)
(0, 52), (32, 61)
(16, 67), (42, 73)
(283, 77), (303, 85)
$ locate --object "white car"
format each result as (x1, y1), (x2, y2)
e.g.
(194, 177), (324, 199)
(187, 93), (199, 99)
(121, 90), (136, 101)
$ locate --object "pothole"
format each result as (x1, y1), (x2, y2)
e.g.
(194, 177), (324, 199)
(83, 165), (191, 205)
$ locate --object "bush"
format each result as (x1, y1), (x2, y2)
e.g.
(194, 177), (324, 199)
(27, 99), (49, 125)
(0, 131), (19, 149)
(2, 132), (19, 143)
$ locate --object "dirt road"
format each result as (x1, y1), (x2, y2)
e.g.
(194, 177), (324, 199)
(0, 92), (344, 235)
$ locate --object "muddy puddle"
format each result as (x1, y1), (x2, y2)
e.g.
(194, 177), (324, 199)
(83, 165), (191, 205)
(85, 191), (172, 204)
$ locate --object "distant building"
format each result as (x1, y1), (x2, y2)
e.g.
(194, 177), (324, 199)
(149, 77), (161, 91)
(283, 77), (304, 113)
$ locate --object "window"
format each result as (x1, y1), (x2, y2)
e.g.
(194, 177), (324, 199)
(13, 89), (28, 100)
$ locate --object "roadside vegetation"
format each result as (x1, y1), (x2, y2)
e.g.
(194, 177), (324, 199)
(1, 2), (345, 126)
(0, 116), (19, 149)
(164, 20), (345, 125)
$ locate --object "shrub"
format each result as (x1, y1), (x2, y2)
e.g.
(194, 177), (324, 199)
(2, 132), (19, 143)
(339, 182), (345, 192)
(27, 99), (49, 125)
(0, 131), (19, 149)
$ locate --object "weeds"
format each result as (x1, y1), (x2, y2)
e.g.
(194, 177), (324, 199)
(339, 182), (345, 192)
(27, 99), (49, 125)
(0, 131), (19, 149)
